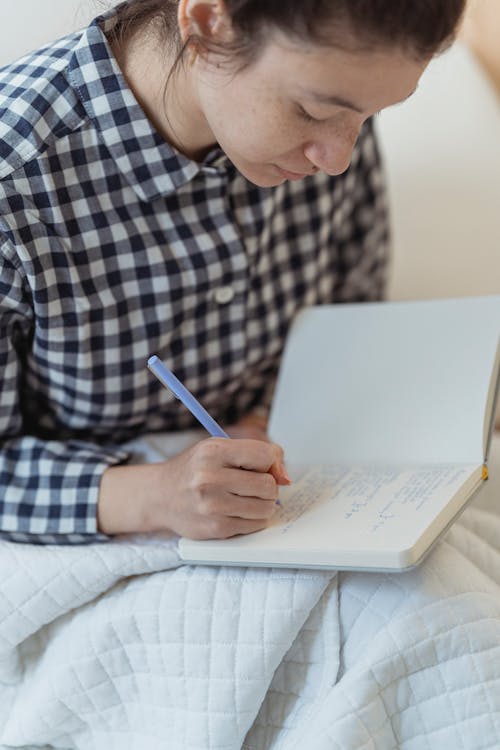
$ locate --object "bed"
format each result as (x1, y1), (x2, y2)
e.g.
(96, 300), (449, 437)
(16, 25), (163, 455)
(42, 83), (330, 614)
(0, 432), (499, 749)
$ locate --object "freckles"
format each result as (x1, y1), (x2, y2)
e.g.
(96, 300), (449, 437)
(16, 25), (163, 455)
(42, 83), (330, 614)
(334, 112), (363, 146)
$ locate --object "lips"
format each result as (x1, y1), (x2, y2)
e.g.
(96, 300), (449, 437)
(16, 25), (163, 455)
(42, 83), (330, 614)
(276, 166), (309, 180)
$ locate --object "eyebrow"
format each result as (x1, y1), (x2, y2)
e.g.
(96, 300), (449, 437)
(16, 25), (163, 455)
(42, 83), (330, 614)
(307, 88), (417, 114)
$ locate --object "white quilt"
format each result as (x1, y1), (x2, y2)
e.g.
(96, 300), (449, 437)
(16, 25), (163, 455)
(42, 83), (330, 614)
(1, 434), (499, 750)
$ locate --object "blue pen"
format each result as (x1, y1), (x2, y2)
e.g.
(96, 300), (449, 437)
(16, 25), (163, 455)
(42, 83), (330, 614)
(147, 355), (229, 437)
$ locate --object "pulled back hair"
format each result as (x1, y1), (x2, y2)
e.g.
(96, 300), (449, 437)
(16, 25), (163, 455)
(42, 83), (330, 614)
(107, 0), (466, 62)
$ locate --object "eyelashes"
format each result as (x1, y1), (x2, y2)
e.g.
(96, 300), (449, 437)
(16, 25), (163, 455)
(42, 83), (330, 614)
(296, 104), (323, 123)
(297, 103), (383, 123)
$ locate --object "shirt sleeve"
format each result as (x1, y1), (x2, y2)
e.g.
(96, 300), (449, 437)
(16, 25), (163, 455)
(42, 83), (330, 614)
(331, 118), (390, 303)
(0, 246), (130, 544)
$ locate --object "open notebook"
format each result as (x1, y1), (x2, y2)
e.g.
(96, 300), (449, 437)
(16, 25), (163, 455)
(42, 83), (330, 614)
(178, 296), (500, 572)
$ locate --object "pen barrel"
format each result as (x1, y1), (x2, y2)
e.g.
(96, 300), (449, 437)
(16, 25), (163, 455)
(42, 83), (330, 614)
(147, 356), (229, 438)
(175, 382), (228, 437)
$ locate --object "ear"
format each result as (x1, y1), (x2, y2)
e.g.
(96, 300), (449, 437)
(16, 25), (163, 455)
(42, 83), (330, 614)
(178, 0), (234, 46)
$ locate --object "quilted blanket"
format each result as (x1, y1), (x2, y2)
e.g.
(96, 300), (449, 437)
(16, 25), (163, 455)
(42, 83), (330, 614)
(1, 433), (499, 750)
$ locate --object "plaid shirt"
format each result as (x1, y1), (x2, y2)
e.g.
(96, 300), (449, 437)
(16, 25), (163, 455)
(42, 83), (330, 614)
(0, 11), (388, 544)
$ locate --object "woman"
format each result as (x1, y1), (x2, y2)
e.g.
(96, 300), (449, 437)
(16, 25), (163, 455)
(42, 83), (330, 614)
(0, 0), (464, 545)
(7, 4), (500, 750)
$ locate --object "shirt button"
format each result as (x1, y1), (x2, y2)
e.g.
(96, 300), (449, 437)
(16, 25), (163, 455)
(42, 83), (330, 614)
(213, 286), (235, 305)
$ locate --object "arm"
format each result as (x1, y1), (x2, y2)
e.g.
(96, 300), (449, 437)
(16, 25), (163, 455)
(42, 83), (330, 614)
(97, 436), (288, 539)
(0, 246), (288, 544)
(0, 247), (129, 543)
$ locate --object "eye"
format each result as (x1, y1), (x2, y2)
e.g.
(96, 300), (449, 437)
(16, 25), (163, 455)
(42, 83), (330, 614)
(296, 104), (322, 124)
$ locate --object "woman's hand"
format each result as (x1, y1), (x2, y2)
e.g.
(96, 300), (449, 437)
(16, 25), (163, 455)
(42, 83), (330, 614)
(225, 412), (269, 441)
(226, 413), (291, 485)
(98, 437), (290, 540)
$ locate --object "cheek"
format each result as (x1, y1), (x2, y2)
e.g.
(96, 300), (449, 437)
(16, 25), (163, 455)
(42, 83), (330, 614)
(204, 86), (303, 160)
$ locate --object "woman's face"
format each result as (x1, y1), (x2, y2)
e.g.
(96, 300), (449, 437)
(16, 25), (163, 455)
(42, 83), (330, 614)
(193, 33), (429, 187)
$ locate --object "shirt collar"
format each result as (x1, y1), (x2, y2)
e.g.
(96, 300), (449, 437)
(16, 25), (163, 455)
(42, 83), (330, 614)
(67, 12), (232, 202)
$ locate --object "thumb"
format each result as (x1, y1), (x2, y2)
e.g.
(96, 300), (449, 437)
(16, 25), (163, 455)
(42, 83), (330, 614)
(268, 445), (292, 486)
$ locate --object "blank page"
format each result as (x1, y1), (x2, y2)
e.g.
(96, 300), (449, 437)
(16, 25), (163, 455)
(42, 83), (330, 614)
(269, 296), (500, 466)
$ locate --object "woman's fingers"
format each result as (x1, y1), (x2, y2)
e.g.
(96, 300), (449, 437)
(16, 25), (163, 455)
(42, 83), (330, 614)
(221, 466), (279, 500)
(200, 437), (282, 473)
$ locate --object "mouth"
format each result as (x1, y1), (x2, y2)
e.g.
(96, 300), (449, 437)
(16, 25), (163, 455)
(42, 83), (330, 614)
(274, 165), (310, 181)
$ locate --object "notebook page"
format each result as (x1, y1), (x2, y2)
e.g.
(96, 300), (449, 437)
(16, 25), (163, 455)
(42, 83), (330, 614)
(179, 462), (482, 569)
(269, 296), (500, 466)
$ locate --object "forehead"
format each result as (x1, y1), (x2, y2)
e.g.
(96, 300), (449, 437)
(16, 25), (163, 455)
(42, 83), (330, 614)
(246, 32), (428, 111)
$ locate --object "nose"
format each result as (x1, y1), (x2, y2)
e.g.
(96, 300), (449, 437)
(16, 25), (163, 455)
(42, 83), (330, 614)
(304, 132), (359, 176)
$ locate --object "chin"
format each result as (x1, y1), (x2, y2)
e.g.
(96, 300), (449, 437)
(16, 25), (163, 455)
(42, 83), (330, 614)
(247, 175), (286, 188)
(228, 157), (286, 188)
(238, 168), (285, 188)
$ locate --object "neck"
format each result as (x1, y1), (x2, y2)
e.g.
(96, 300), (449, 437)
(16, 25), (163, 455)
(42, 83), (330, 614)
(110, 26), (217, 160)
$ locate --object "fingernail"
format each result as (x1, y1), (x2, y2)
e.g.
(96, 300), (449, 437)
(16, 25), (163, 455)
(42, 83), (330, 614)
(279, 463), (292, 484)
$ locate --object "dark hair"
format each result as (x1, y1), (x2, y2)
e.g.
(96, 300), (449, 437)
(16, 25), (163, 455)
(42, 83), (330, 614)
(107, 0), (466, 61)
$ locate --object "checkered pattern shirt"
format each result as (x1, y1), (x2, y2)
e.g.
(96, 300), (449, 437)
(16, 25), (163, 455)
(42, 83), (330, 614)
(0, 11), (389, 544)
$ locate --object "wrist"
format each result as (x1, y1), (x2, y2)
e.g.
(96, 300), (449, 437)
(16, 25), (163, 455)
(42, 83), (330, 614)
(238, 410), (268, 430)
(97, 462), (165, 535)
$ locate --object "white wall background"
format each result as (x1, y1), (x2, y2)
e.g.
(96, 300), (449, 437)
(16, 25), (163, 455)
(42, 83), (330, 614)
(376, 42), (500, 301)
(0, 1), (105, 66)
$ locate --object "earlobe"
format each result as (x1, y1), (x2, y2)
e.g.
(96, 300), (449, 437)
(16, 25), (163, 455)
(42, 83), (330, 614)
(178, 0), (233, 46)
